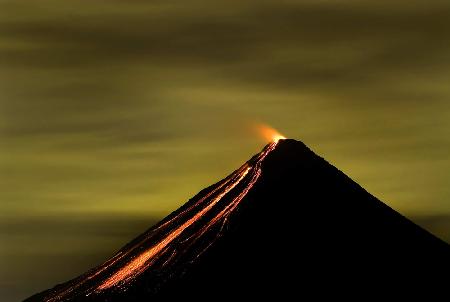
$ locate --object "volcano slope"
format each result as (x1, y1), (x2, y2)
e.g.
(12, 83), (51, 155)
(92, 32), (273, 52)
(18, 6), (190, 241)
(26, 139), (449, 301)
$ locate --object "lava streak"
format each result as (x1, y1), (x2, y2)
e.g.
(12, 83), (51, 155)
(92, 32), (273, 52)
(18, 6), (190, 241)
(96, 141), (278, 291)
(42, 140), (281, 302)
(97, 166), (251, 290)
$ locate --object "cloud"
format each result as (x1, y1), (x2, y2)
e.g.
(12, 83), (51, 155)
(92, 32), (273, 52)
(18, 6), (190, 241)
(412, 215), (450, 243)
(0, 214), (160, 301)
(1, 1), (450, 300)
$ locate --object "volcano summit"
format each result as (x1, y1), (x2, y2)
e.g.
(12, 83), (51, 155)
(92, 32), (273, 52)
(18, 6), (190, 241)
(26, 139), (449, 301)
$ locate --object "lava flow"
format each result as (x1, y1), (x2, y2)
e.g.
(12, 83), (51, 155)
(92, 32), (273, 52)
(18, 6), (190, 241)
(26, 134), (450, 302)
(41, 139), (282, 302)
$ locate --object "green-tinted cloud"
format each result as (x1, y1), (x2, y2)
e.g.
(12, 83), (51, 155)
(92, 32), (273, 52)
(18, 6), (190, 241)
(1, 1), (450, 301)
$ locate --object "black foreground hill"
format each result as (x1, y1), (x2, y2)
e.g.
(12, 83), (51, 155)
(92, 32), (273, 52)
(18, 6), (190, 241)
(26, 139), (449, 301)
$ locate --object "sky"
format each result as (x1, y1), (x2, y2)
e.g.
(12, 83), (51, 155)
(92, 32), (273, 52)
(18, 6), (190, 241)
(1, 0), (450, 300)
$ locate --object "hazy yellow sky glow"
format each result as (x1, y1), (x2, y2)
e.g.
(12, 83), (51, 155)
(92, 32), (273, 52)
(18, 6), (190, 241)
(1, 1), (450, 301)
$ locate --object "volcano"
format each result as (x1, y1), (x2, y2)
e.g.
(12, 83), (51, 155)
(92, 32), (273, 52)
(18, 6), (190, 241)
(26, 139), (448, 301)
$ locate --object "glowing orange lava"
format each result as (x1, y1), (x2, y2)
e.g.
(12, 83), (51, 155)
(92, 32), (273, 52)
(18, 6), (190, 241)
(256, 124), (286, 142)
(96, 167), (252, 291)
(96, 142), (279, 291)
(42, 140), (281, 302)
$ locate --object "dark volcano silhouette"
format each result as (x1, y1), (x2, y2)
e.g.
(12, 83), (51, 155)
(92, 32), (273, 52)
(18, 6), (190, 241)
(26, 139), (449, 301)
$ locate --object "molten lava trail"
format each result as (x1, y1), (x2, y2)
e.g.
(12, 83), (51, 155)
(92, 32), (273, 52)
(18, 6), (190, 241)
(43, 141), (279, 301)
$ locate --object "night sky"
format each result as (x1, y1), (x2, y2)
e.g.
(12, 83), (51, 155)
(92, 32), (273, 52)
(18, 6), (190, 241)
(1, 1), (450, 301)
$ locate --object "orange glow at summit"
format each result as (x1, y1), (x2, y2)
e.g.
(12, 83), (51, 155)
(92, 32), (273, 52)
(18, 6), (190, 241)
(256, 124), (286, 142)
